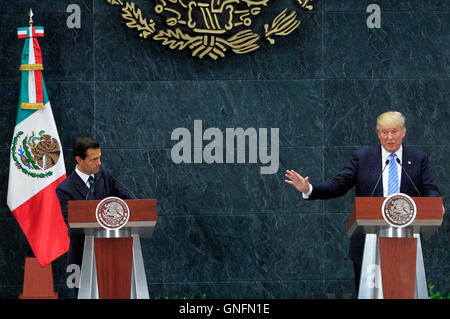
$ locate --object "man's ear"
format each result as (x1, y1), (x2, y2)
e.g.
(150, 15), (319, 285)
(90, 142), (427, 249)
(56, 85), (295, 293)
(74, 156), (82, 165)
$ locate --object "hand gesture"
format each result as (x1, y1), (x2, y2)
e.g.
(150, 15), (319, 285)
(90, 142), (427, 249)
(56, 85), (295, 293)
(285, 169), (311, 194)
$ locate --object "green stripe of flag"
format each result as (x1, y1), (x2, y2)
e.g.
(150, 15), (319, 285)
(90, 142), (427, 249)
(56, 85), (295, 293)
(20, 38), (30, 65)
(16, 70), (35, 125)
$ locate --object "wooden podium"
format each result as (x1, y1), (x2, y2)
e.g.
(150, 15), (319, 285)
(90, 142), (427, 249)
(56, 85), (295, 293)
(68, 199), (157, 299)
(19, 257), (58, 299)
(347, 197), (444, 299)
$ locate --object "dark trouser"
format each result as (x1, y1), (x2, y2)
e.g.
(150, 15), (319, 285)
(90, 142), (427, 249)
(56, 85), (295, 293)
(67, 229), (84, 299)
(353, 262), (362, 297)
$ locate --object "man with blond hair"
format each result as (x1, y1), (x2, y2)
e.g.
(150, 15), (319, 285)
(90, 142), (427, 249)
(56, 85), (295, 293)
(285, 111), (440, 294)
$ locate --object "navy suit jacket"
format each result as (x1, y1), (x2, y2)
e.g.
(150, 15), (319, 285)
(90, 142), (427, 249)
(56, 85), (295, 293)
(308, 145), (440, 264)
(56, 167), (136, 268)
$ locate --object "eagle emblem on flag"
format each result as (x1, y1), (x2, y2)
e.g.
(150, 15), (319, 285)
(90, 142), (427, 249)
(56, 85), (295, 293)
(11, 130), (61, 178)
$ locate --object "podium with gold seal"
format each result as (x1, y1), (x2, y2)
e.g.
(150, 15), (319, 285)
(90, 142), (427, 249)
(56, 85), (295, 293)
(347, 194), (444, 299)
(68, 198), (157, 299)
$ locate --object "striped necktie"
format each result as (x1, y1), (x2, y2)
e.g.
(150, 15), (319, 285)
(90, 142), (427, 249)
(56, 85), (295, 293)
(88, 176), (95, 194)
(387, 153), (399, 195)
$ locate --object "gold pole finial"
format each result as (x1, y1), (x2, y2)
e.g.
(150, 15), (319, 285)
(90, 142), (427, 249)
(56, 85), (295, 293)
(29, 9), (34, 26)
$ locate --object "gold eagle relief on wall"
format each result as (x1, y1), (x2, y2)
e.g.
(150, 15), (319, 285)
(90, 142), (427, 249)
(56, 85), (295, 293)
(106, 0), (315, 60)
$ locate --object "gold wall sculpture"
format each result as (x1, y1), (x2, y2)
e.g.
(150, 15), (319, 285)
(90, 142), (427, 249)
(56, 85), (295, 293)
(106, 0), (315, 60)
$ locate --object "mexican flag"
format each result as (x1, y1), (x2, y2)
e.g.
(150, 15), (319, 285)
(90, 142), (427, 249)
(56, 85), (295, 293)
(7, 25), (69, 267)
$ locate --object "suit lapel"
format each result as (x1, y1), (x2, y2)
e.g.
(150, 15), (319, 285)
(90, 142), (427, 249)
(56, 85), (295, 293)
(93, 168), (107, 199)
(372, 146), (384, 196)
(70, 170), (90, 199)
(400, 146), (414, 194)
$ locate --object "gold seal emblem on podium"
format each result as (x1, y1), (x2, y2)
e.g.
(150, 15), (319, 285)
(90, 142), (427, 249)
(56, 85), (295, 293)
(96, 197), (130, 230)
(381, 193), (417, 228)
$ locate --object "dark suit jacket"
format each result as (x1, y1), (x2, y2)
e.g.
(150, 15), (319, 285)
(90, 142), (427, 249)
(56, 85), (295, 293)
(308, 145), (440, 264)
(56, 167), (136, 268)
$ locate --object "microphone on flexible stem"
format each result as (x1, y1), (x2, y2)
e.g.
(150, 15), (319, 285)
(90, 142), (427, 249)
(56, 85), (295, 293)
(396, 157), (421, 197)
(110, 173), (136, 199)
(85, 177), (100, 200)
(370, 159), (390, 197)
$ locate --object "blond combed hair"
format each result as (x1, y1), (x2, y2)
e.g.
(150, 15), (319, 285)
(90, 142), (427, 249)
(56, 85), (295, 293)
(376, 111), (406, 132)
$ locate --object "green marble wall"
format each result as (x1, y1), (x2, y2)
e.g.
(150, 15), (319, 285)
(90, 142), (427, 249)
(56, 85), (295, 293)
(0, 0), (448, 298)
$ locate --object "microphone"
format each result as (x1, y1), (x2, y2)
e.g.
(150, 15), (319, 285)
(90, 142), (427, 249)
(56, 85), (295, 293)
(110, 173), (136, 199)
(85, 176), (100, 200)
(84, 171), (136, 200)
(370, 159), (390, 197)
(396, 157), (421, 197)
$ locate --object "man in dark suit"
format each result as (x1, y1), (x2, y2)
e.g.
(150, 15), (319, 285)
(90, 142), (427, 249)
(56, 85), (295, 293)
(285, 111), (440, 293)
(56, 137), (136, 294)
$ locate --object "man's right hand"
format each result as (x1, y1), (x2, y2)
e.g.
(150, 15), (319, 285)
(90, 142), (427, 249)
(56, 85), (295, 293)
(284, 169), (311, 194)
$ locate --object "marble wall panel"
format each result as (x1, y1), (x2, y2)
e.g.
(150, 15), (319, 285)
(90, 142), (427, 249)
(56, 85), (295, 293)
(142, 214), (325, 283)
(94, 80), (324, 149)
(0, 0), (448, 298)
(325, 1), (450, 11)
(98, 147), (324, 215)
(0, 10), (94, 82)
(323, 11), (450, 79)
(94, 2), (323, 81)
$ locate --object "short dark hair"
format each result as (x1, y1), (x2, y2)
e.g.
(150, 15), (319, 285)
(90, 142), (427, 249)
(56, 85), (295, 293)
(72, 137), (100, 160)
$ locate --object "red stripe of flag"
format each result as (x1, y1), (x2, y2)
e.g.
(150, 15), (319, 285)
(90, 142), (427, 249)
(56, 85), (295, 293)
(32, 38), (42, 64)
(34, 71), (44, 103)
(11, 174), (69, 267)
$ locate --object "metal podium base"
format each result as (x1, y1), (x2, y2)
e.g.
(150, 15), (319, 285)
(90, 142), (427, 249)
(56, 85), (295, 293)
(78, 230), (149, 299)
(358, 227), (428, 299)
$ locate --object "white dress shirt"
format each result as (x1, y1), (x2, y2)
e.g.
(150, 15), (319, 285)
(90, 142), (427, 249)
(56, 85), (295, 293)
(75, 166), (95, 189)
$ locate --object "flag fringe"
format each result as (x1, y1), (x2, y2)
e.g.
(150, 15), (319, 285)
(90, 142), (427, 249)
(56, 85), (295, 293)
(21, 102), (45, 109)
(20, 64), (44, 71)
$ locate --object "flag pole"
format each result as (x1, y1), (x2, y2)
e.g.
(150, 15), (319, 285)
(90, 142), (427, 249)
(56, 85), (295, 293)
(29, 8), (33, 26)
(17, 9), (59, 299)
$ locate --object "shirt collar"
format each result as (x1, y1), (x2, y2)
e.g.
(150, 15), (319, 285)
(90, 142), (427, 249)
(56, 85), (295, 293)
(381, 144), (403, 162)
(75, 166), (95, 186)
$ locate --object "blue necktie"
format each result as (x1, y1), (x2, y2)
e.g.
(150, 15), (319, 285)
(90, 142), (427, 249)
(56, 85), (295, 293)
(387, 153), (399, 195)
